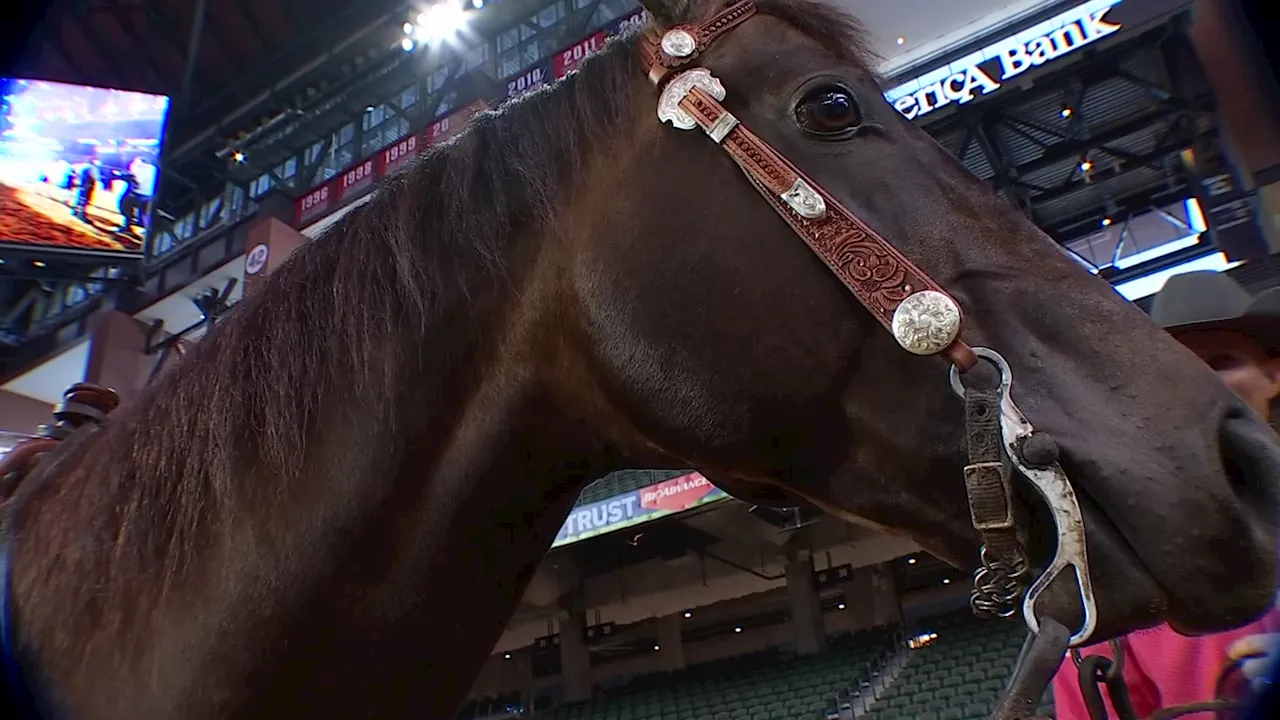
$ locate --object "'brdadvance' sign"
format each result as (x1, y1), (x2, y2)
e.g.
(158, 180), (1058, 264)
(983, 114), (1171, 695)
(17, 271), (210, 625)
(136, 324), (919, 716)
(884, 0), (1124, 122)
(551, 472), (727, 548)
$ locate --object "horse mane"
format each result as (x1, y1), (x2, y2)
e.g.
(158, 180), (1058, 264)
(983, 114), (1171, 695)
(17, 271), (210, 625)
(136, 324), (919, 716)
(14, 0), (876, 654)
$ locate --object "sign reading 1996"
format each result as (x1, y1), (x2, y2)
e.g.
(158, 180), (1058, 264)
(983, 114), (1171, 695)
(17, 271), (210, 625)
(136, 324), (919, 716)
(885, 0), (1123, 122)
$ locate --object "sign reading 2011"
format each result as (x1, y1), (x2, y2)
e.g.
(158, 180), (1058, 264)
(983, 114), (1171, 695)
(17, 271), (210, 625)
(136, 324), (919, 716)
(885, 0), (1123, 122)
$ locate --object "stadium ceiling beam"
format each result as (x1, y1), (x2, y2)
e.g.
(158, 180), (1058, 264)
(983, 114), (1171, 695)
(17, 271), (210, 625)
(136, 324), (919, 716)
(1001, 107), (1179, 180)
(64, 14), (131, 88)
(298, 136), (332, 189)
(565, 0), (604, 36)
(173, 3), (409, 163)
(195, 5), (252, 82)
(973, 120), (1034, 219)
(1002, 111), (1070, 147)
(228, 0), (271, 56)
(130, 0), (233, 87)
(1027, 139), (1194, 210)
(33, 35), (80, 81)
(1045, 182), (1194, 246)
(953, 124), (977, 164)
(108, 9), (175, 93)
(179, 0), (211, 113)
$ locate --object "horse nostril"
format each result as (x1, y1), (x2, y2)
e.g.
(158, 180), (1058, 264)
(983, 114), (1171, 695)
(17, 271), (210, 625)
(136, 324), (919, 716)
(1219, 408), (1280, 511)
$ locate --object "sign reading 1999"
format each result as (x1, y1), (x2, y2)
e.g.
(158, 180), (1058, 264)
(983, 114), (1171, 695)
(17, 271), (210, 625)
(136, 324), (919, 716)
(885, 0), (1123, 122)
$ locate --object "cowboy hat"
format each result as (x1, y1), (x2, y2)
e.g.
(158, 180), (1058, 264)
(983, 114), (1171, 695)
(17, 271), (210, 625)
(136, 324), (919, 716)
(1149, 270), (1280, 353)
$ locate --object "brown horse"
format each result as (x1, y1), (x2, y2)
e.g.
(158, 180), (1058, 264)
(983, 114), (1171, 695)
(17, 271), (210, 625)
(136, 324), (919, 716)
(2, 0), (1279, 717)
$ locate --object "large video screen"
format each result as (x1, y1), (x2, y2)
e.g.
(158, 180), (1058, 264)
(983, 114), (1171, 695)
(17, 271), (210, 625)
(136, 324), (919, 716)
(0, 78), (169, 254)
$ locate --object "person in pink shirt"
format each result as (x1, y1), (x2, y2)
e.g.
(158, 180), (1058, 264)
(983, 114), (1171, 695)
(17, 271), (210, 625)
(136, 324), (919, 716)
(1052, 271), (1280, 720)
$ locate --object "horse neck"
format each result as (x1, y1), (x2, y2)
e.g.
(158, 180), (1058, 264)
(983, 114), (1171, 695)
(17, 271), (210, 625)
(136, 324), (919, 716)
(13, 264), (611, 720)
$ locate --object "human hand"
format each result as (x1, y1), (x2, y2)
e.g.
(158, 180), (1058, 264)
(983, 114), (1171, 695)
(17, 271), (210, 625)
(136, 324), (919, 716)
(1228, 633), (1280, 691)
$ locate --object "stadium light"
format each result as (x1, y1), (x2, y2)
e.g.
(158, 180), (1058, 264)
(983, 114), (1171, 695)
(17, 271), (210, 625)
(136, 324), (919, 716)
(412, 2), (470, 45)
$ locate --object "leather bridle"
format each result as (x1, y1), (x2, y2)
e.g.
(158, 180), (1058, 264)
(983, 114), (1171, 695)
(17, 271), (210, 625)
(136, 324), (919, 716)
(638, 3), (1100, 716)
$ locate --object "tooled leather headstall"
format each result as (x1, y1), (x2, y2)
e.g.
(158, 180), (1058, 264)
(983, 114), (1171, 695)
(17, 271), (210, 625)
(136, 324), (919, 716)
(637, 0), (978, 371)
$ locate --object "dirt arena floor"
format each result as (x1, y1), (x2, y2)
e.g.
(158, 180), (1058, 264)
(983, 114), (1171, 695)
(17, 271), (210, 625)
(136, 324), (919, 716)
(0, 183), (142, 252)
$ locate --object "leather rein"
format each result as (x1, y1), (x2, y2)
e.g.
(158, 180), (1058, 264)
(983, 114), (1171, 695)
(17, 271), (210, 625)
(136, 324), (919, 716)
(637, 3), (1098, 718)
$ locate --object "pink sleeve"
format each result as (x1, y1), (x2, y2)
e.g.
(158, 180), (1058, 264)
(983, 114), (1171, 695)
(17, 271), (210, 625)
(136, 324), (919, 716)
(1053, 610), (1280, 720)
(1124, 610), (1280, 712)
(1052, 638), (1160, 720)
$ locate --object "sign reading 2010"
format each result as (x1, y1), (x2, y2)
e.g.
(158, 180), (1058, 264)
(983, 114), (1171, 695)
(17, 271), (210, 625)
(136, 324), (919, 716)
(885, 0), (1123, 122)
(507, 66), (546, 99)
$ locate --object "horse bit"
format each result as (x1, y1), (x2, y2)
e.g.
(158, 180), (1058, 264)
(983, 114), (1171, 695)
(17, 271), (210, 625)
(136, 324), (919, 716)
(637, 3), (1168, 718)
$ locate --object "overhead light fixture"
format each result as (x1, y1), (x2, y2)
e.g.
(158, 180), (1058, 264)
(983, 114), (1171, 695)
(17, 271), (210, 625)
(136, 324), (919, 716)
(683, 611), (692, 618)
(403, 21), (414, 34)
(837, 602), (846, 610)
(1102, 217), (1113, 227)
(231, 150), (245, 163)
(653, 645), (661, 651)
(734, 626), (742, 633)
(32, 260), (46, 268)
(906, 557), (916, 565)
(942, 578), (951, 585)
(413, 2), (470, 44)
(472, 0), (484, 7)
(1079, 160), (1094, 172)
(1060, 106), (1073, 118)
(896, 36), (905, 45)
(503, 653), (511, 659)
(401, 37), (415, 52)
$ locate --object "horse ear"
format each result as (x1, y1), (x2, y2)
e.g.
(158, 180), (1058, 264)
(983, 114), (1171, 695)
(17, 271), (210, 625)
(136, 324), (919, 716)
(636, 0), (695, 28)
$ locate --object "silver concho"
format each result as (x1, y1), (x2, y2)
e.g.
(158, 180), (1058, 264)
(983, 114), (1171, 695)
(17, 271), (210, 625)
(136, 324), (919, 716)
(780, 179), (826, 219)
(891, 290), (961, 355)
(661, 29), (697, 58)
(657, 68), (727, 130)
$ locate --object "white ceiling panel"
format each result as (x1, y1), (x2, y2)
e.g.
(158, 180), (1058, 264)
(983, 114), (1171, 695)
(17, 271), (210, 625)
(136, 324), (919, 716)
(834, 0), (1066, 75)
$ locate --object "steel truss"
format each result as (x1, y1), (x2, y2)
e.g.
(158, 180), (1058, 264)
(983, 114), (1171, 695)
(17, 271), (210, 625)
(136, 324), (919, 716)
(919, 17), (1217, 245)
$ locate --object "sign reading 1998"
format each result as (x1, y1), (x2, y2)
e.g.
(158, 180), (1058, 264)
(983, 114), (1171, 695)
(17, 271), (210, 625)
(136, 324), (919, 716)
(885, 0), (1123, 122)
(340, 159), (374, 201)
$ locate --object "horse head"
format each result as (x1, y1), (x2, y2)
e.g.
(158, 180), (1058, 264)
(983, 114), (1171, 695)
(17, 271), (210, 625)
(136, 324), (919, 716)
(565, 0), (1280, 643)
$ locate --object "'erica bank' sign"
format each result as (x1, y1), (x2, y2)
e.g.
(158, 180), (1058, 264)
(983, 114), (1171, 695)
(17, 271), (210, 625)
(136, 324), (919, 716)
(885, 0), (1124, 121)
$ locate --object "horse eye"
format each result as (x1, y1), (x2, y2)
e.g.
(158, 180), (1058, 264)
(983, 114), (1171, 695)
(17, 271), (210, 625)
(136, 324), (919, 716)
(794, 85), (862, 137)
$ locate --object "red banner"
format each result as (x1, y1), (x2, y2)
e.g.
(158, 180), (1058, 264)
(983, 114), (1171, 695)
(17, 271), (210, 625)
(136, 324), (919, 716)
(554, 31), (607, 78)
(640, 472), (717, 513)
(378, 134), (419, 178)
(295, 183), (333, 227)
(294, 100), (494, 228)
(338, 158), (375, 201)
(426, 100), (489, 146)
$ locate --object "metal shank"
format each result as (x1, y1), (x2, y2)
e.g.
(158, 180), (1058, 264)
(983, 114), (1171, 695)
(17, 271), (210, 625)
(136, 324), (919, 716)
(951, 348), (1098, 648)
